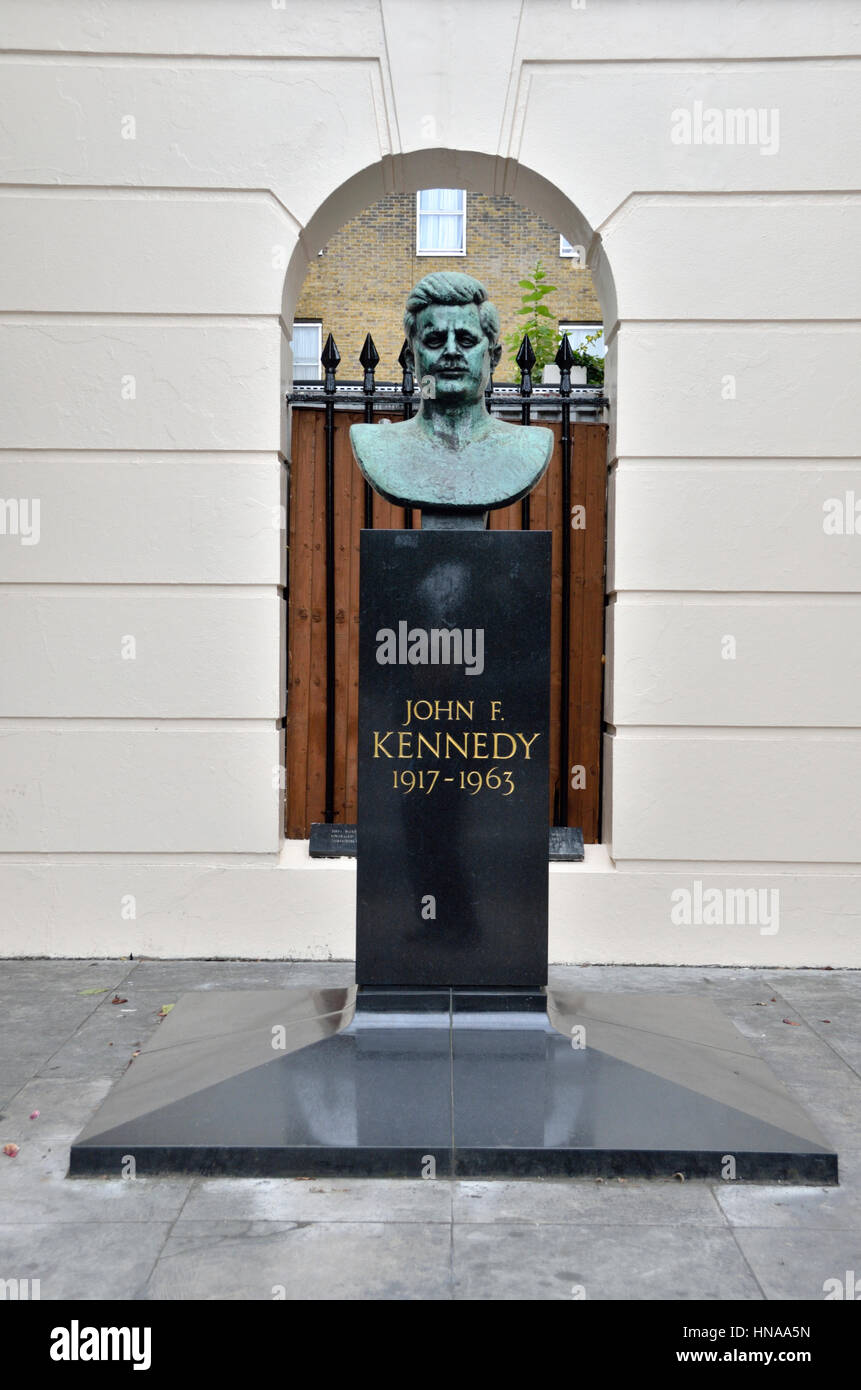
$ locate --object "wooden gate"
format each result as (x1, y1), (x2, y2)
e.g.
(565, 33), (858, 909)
(286, 408), (607, 841)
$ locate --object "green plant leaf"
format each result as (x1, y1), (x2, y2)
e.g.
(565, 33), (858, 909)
(504, 258), (567, 377)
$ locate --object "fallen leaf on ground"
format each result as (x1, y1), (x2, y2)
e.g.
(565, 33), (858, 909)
(2, 1143), (19, 1158)
(111, 995), (128, 1005)
(782, 1018), (801, 1026)
(78, 988), (108, 996)
(156, 1004), (175, 1020)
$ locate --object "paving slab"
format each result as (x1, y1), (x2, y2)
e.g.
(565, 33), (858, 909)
(732, 1227), (861, 1301)
(128, 961), (355, 990)
(0, 1072), (43, 1105)
(716, 1182), (861, 1231)
(766, 971), (861, 1001)
(451, 1178), (726, 1226)
(451, 1223), (764, 1300)
(0, 960), (136, 990)
(145, 1219), (453, 1301)
(0, 1079), (116, 1180)
(179, 1176), (452, 1224)
(0, 1220), (171, 1300)
(776, 998), (861, 1076)
(0, 1176), (191, 1223)
(34, 995), (175, 1081)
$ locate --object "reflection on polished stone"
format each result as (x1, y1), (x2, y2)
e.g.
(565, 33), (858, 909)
(71, 987), (451, 1178)
(453, 991), (835, 1179)
(70, 987), (837, 1183)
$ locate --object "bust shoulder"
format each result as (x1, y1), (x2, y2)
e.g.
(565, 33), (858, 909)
(349, 417), (553, 512)
(483, 414), (553, 459)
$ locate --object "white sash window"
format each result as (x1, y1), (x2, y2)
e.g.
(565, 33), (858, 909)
(416, 189), (467, 255)
(292, 321), (323, 381)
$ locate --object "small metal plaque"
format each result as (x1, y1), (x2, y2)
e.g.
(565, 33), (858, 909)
(548, 826), (585, 862)
(309, 823), (358, 858)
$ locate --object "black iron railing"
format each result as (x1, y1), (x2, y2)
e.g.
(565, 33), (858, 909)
(289, 380), (606, 414)
(286, 334), (608, 828)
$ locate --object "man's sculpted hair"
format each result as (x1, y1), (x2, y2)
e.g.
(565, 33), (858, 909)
(404, 272), (500, 348)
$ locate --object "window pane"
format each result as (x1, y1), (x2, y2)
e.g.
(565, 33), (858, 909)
(418, 188), (463, 213)
(291, 322), (321, 381)
(563, 325), (606, 358)
(292, 324), (320, 359)
(418, 212), (463, 252)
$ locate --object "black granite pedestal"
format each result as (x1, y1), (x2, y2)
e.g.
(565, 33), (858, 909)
(356, 530), (551, 987)
(70, 986), (837, 1183)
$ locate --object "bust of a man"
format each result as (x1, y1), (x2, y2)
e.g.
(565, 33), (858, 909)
(350, 272), (553, 523)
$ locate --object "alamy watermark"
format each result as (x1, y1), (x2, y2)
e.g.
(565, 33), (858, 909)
(822, 491), (861, 535)
(823, 1270), (861, 1300)
(671, 102), (780, 156)
(0, 498), (40, 545)
(50, 1322), (151, 1370)
(670, 881), (779, 935)
(0, 1277), (40, 1300)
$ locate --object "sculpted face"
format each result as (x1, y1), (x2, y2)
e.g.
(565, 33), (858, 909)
(348, 272), (554, 516)
(411, 302), (499, 407)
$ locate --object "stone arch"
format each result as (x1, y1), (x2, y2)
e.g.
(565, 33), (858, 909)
(280, 148), (617, 347)
(279, 148), (616, 843)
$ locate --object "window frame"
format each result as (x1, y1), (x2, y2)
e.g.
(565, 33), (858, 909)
(415, 189), (468, 257)
(291, 320), (323, 382)
(559, 321), (606, 360)
(559, 235), (584, 263)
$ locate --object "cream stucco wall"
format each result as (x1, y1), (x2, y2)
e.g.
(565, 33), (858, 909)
(0, 0), (859, 964)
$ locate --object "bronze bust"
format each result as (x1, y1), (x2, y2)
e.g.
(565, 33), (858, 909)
(349, 272), (553, 527)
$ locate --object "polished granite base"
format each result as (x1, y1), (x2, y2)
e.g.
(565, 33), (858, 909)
(69, 987), (838, 1183)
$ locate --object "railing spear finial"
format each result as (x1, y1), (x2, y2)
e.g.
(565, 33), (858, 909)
(321, 332), (340, 395)
(516, 334), (536, 398)
(555, 332), (575, 399)
(397, 338), (414, 401)
(359, 333), (379, 396)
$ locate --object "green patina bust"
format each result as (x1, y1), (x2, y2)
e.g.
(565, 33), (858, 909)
(350, 272), (553, 526)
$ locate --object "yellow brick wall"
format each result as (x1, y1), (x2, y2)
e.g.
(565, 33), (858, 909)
(294, 192), (602, 383)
